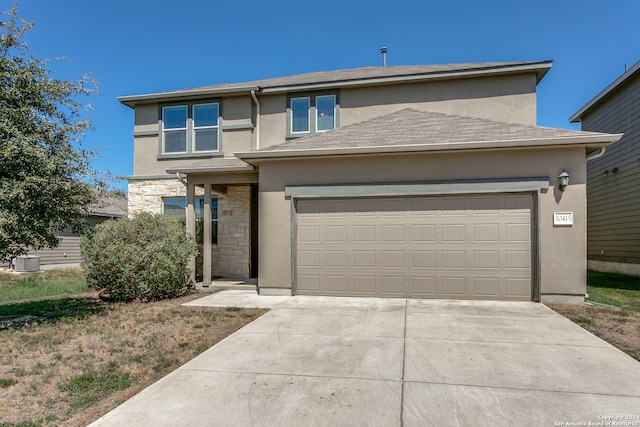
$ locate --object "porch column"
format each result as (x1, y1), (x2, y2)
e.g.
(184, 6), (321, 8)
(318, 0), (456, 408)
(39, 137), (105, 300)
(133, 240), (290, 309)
(203, 184), (212, 286)
(186, 182), (196, 284)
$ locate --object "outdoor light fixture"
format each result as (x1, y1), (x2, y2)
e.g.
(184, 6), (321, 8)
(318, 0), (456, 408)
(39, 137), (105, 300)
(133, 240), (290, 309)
(558, 171), (570, 192)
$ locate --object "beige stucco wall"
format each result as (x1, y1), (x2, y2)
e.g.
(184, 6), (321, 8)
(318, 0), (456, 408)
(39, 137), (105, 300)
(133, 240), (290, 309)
(130, 72), (538, 176)
(257, 147), (587, 302)
(258, 73), (537, 148)
(131, 96), (254, 177)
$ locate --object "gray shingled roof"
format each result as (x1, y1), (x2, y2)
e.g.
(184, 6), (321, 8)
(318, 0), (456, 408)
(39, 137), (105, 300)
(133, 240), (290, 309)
(119, 61), (552, 106)
(166, 157), (255, 174)
(256, 109), (609, 153)
(178, 61), (550, 92)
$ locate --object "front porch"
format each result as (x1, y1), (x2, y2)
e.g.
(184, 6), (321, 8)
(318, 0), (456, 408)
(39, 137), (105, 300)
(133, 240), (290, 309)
(167, 159), (259, 287)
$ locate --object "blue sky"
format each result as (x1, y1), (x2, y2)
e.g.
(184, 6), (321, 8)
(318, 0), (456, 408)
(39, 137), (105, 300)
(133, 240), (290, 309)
(5, 0), (639, 191)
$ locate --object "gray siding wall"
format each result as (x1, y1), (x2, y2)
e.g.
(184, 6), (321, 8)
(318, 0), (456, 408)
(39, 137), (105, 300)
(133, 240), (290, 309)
(581, 72), (640, 265)
(0, 217), (116, 268)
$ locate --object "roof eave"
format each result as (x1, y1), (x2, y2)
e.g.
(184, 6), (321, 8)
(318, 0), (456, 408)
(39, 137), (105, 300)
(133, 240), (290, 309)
(570, 60), (640, 123)
(118, 85), (260, 108)
(118, 61), (552, 107)
(236, 133), (622, 163)
(259, 61), (552, 94)
(165, 164), (255, 174)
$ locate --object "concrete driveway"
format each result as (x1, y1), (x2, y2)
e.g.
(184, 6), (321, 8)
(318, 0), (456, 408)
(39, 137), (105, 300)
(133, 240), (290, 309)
(90, 291), (640, 426)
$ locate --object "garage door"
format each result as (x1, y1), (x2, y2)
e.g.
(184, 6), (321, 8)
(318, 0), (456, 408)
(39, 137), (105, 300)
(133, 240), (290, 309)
(295, 194), (532, 300)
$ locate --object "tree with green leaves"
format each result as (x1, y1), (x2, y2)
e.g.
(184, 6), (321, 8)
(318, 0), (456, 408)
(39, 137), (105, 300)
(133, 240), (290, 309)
(0, 4), (103, 261)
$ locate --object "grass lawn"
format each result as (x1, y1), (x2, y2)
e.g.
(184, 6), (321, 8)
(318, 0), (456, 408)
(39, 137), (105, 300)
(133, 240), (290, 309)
(0, 269), (266, 427)
(550, 270), (640, 362)
(0, 269), (88, 304)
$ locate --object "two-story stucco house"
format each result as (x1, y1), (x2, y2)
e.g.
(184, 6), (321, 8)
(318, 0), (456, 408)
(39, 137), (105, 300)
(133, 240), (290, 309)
(119, 60), (621, 304)
(570, 61), (640, 276)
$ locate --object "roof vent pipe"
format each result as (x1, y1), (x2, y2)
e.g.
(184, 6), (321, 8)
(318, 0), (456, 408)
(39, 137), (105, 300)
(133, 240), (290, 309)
(380, 46), (387, 67)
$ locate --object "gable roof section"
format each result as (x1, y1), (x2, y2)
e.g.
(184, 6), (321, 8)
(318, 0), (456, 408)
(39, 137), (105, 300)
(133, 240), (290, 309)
(570, 61), (640, 123)
(119, 61), (552, 107)
(237, 109), (622, 161)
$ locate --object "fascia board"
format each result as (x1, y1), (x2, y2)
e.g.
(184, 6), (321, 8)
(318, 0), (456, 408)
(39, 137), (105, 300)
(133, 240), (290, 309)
(165, 165), (255, 174)
(118, 86), (260, 107)
(259, 62), (553, 94)
(236, 133), (623, 161)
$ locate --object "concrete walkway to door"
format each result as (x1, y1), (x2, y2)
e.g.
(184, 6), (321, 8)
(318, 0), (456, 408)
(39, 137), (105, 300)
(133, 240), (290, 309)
(90, 291), (640, 426)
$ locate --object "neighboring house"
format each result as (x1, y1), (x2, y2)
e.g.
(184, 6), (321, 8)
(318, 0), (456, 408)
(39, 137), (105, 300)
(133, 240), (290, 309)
(1, 195), (128, 268)
(119, 61), (621, 303)
(570, 61), (640, 276)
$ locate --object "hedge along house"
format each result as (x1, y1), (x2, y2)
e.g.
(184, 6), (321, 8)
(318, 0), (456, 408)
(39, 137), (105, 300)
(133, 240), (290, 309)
(119, 60), (621, 303)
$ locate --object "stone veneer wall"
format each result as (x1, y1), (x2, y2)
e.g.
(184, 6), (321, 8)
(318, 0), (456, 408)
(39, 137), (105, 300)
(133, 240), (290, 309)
(212, 184), (251, 279)
(128, 178), (204, 215)
(128, 179), (252, 279)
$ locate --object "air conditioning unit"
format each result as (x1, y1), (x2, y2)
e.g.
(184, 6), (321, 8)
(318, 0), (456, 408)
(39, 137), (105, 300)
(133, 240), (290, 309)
(13, 255), (41, 272)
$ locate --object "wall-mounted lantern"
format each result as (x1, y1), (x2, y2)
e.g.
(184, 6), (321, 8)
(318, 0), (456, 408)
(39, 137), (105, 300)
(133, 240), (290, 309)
(558, 171), (570, 192)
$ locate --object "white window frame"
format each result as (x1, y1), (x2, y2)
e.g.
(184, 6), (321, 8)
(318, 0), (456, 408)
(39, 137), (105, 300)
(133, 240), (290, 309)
(192, 103), (220, 153)
(160, 101), (221, 156)
(315, 95), (336, 133)
(290, 97), (311, 134)
(162, 105), (188, 154)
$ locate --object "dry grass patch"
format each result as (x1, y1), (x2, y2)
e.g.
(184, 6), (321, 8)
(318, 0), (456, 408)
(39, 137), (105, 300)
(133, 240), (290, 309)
(0, 291), (266, 427)
(550, 270), (640, 363)
(550, 303), (640, 361)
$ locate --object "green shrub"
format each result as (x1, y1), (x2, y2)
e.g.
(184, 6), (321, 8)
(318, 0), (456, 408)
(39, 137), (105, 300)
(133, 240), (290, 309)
(81, 213), (198, 302)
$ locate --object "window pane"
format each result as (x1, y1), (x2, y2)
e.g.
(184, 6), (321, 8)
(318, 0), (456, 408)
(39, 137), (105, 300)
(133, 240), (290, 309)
(164, 197), (217, 245)
(163, 197), (186, 217)
(291, 98), (310, 133)
(164, 130), (187, 153)
(194, 129), (218, 152)
(195, 198), (218, 244)
(211, 198), (218, 219)
(194, 104), (218, 127)
(316, 96), (335, 131)
(164, 106), (187, 129)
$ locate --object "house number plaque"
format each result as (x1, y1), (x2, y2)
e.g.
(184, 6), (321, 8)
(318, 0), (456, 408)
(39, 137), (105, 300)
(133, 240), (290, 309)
(554, 212), (573, 226)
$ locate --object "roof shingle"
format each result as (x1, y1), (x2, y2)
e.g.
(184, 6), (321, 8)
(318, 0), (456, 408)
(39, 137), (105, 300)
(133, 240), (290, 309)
(119, 61), (552, 106)
(180, 61), (550, 93)
(258, 108), (608, 152)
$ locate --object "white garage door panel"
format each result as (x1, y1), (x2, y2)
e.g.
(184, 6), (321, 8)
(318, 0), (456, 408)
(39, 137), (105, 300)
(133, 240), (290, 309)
(296, 195), (532, 300)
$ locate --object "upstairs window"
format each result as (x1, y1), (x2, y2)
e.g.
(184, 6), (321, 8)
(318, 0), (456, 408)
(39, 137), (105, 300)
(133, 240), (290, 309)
(193, 104), (219, 152)
(316, 95), (336, 131)
(163, 106), (188, 153)
(291, 98), (310, 133)
(288, 93), (338, 136)
(161, 102), (220, 156)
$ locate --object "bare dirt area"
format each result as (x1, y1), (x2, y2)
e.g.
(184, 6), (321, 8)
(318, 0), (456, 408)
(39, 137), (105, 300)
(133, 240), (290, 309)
(0, 291), (266, 427)
(549, 303), (640, 362)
